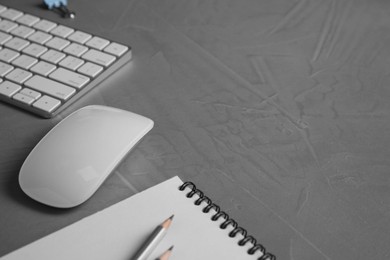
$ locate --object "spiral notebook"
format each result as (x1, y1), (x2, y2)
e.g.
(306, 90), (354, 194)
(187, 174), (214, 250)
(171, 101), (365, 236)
(2, 176), (274, 260)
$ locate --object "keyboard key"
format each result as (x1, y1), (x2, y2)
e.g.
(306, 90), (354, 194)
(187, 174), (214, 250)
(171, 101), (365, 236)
(49, 67), (89, 89)
(40, 49), (65, 64)
(11, 54), (38, 69)
(12, 92), (35, 105)
(0, 31), (12, 44)
(22, 43), (48, 57)
(104, 42), (128, 57)
(45, 36), (70, 50)
(67, 30), (91, 44)
(77, 62), (103, 78)
(10, 25), (35, 38)
(0, 5), (6, 13)
(19, 87), (41, 99)
(16, 14), (40, 26)
(4, 37), (30, 51)
(50, 25), (74, 38)
(28, 31), (52, 44)
(25, 75), (76, 100)
(30, 61), (56, 76)
(85, 36), (109, 50)
(0, 20), (18, 32)
(5, 68), (32, 83)
(32, 95), (61, 112)
(33, 19), (56, 32)
(63, 42), (88, 57)
(82, 49), (115, 67)
(59, 56), (84, 70)
(0, 8), (23, 21)
(0, 48), (19, 62)
(0, 61), (13, 76)
(0, 80), (20, 97)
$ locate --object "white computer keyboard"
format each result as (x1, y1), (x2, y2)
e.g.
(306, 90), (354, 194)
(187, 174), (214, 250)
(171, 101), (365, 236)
(0, 5), (132, 118)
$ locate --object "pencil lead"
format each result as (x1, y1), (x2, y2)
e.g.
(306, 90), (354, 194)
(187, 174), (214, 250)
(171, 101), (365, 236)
(162, 215), (174, 229)
(156, 245), (174, 260)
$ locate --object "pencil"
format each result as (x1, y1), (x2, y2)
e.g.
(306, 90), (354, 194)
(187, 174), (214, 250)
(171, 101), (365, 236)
(156, 246), (174, 260)
(131, 215), (174, 260)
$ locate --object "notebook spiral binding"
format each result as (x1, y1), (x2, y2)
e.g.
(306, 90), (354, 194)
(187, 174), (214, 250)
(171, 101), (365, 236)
(179, 182), (276, 260)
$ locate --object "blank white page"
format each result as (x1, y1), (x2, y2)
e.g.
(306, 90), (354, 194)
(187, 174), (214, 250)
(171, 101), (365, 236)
(2, 176), (267, 260)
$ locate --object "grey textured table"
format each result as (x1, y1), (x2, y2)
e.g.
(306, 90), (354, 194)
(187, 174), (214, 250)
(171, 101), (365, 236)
(1, 0), (390, 259)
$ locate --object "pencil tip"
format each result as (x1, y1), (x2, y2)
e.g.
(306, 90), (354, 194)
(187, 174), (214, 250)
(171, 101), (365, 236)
(169, 214), (174, 220)
(162, 214), (174, 229)
(157, 246), (174, 260)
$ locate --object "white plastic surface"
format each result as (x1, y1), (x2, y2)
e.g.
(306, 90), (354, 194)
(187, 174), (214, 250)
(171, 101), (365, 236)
(19, 105), (154, 208)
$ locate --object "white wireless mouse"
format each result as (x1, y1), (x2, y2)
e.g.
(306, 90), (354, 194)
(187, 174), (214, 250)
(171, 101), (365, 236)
(19, 105), (154, 208)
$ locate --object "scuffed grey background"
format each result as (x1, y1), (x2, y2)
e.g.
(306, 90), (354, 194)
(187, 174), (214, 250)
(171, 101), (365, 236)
(1, 0), (389, 259)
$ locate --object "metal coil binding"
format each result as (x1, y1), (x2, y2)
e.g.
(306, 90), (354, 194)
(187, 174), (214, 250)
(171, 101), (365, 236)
(179, 181), (276, 260)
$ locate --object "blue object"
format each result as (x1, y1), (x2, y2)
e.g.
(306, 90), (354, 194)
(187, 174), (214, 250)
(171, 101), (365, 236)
(43, 0), (75, 19)
(43, 0), (68, 9)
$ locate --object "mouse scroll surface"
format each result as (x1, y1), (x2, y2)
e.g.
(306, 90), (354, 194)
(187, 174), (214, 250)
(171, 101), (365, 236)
(19, 105), (154, 208)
